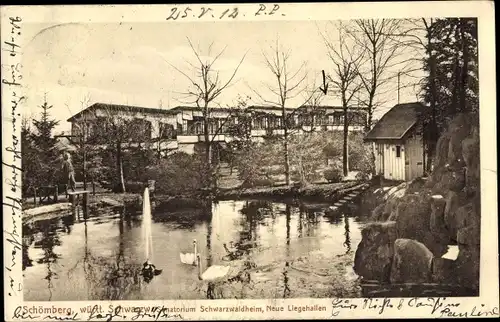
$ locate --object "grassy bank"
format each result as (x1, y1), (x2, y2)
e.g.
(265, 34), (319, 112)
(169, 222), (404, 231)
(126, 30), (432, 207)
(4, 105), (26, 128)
(217, 181), (369, 202)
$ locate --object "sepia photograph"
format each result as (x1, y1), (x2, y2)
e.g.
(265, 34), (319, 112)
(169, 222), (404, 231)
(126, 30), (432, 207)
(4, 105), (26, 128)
(2, 2), (498, 320)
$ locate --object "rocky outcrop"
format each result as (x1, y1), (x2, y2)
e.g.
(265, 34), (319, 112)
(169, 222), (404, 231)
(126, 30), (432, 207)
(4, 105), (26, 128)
(355, 112), (480, 293)
(390, 239), (434, 283)
(354, 221), (397, 282)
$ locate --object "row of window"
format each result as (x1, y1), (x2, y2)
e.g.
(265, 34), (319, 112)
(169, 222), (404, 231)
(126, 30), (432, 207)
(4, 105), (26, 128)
(74, 112), (366, 140)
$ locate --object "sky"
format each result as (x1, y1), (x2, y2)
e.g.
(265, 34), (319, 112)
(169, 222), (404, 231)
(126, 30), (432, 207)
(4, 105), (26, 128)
(22, 20), (424, 133)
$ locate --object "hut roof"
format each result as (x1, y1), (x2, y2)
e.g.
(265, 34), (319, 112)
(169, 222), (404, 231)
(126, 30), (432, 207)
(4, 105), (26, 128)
(364, 102), (426, 141)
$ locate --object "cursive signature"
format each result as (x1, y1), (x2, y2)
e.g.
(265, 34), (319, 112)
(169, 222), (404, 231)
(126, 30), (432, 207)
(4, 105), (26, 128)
(131, 306), (183, 321)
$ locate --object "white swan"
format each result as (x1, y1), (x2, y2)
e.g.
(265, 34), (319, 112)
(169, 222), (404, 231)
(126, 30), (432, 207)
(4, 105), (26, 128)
(197, 254), (231, 281)
(180, 239), (198, 266)
(196, 254), (255, 299)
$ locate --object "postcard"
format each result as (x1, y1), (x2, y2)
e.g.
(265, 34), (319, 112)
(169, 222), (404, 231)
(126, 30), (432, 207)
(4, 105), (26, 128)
(2, 1), (498, 321)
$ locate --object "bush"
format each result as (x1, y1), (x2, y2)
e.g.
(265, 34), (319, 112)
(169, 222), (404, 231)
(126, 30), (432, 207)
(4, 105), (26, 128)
(324, 163), (343, 183)
(125, 181), (146, 193)
(144, 152), (205, 196)
(241, 177), (274, 188)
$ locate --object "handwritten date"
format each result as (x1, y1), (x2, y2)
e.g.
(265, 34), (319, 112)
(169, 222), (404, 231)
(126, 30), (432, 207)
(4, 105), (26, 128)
(166, 4), (282, 20)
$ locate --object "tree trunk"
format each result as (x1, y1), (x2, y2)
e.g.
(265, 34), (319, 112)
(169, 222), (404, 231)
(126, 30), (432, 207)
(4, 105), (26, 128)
(203, 108), (213, 190)
(116, 142), (126, 193)
(283, 107), (291, 185)
(425, 25), (438, 174)
(459, 18), (469, 112)
(83, 144), (87, 190)
(342, 107), (349, 177)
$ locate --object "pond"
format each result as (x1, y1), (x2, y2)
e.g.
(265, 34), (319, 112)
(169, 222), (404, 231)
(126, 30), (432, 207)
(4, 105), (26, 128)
(23, 198), (365, 301)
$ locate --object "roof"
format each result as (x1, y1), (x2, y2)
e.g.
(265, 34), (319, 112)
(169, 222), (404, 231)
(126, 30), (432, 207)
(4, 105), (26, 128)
(54, 136), (77, 152)
(364, 102), (427, 141)
(169, 105), (235, 113)
(67, 103), (177, 122)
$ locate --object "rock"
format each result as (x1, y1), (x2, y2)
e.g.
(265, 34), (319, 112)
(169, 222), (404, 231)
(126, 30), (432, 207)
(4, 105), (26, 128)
(392, 194), (432, 242)
(444, 191), (460, 232)
(455, 246), (480, 292)
(433, 169), (466, 194)
(446, 113), (472, 168)
(390, 238), (434, 283)
(430, 195), (446, 234)
(431, 257), (458, 284)
(434, 131), (451, 170)
(353, 221), (397, 282)
(371, 203), (387, 221)
(461, 126), (480, 193)
(385, 198), (400, 221)
(407, 177), (427, 194)
(457, 225), (480, 246)
(449, 203), (475, 242)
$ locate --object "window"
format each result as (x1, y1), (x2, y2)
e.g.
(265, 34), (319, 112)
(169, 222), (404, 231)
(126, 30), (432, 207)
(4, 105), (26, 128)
(159, 123), (175, 139)
(396, 145), (401, 158)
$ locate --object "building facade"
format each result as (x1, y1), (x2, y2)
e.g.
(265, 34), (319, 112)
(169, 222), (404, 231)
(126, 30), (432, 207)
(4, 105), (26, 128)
(364, 102), (427, 181)
(67, 103), (367, 156)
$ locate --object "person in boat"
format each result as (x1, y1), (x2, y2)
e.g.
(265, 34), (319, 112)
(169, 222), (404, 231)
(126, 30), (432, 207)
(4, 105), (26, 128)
(141, 260), (162, 282)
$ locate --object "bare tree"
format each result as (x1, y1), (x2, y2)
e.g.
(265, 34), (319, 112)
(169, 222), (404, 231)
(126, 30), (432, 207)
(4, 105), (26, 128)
(382, 18), (438, 172)
(322, 22), (366, 176)
(345, 19), (411, 130)
(167, 37), (247, 189)
(252, 39), (314, 185)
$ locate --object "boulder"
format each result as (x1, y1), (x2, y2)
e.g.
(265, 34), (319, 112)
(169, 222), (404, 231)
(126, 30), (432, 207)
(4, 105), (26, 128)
(392, 193), (432, 242)
(433, 168), (466, 194)
(431, 257), (458, 284)
(371, 203), (387, 221)
(434, 130), (451, 170)
(461, 126), (480, 193)
(446, 113), (472, 168)
(457, 225), (480, 246)
(454, 246), (480, 293)
(430, 195), (447, 235)
(444, 191), (461, 232)
(449, 202), (475, 242)
(390, 238), (434, 283)
(353, 221), (397, 282)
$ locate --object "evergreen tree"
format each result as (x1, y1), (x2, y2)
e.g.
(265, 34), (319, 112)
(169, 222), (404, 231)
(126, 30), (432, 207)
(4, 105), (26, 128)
(421, 18), (479, 162)
(31, 99), (61, 186)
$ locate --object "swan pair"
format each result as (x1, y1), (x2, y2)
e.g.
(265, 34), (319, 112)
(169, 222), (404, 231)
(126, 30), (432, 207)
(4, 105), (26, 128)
(180, 239), (233, 281)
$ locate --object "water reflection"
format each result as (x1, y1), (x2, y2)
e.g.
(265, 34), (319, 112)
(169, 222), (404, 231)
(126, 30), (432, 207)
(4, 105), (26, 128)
(24, 199), (365, 301)
(343, 214), (351, 254)
(283, 204), (291, 298)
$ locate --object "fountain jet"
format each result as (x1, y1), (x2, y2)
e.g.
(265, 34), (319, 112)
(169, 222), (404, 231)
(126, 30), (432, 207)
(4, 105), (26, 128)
(141, 188), (162, 282)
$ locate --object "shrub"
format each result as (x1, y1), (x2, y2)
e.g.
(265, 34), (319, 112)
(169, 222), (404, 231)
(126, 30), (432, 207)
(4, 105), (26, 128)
(324, 168), (343, 183)
(144, 152), (205, 196)
(241, 177), (274, 188)
(324, 160), (344, 183)
(355, 171), (371, 181)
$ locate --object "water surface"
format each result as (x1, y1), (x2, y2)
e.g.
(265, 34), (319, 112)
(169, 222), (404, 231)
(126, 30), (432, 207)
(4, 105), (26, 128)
(23, 199), (363, 300)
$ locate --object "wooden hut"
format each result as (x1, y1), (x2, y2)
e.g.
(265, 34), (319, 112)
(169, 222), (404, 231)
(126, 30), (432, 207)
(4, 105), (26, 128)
(364, 102), (427, 181)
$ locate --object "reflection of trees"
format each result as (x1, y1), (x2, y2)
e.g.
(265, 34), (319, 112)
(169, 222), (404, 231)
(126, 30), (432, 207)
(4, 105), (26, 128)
(34, 219), (62, 301)
(100, 210), (141, 299)
(22, 224), (35, 271)
(67, 208), (141, 300)
(61, 214), (75, 234)
(283, 204), (291, 298)
(343, 213), (351, 254)
(232, 200), (273, 257)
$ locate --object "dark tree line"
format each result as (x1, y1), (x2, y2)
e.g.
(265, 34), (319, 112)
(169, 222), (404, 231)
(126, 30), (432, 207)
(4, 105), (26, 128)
(421, 18), (478, 170)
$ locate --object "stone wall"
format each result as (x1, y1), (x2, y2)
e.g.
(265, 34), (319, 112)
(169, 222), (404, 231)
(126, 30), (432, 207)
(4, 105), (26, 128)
(354, 113), (480, 293)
